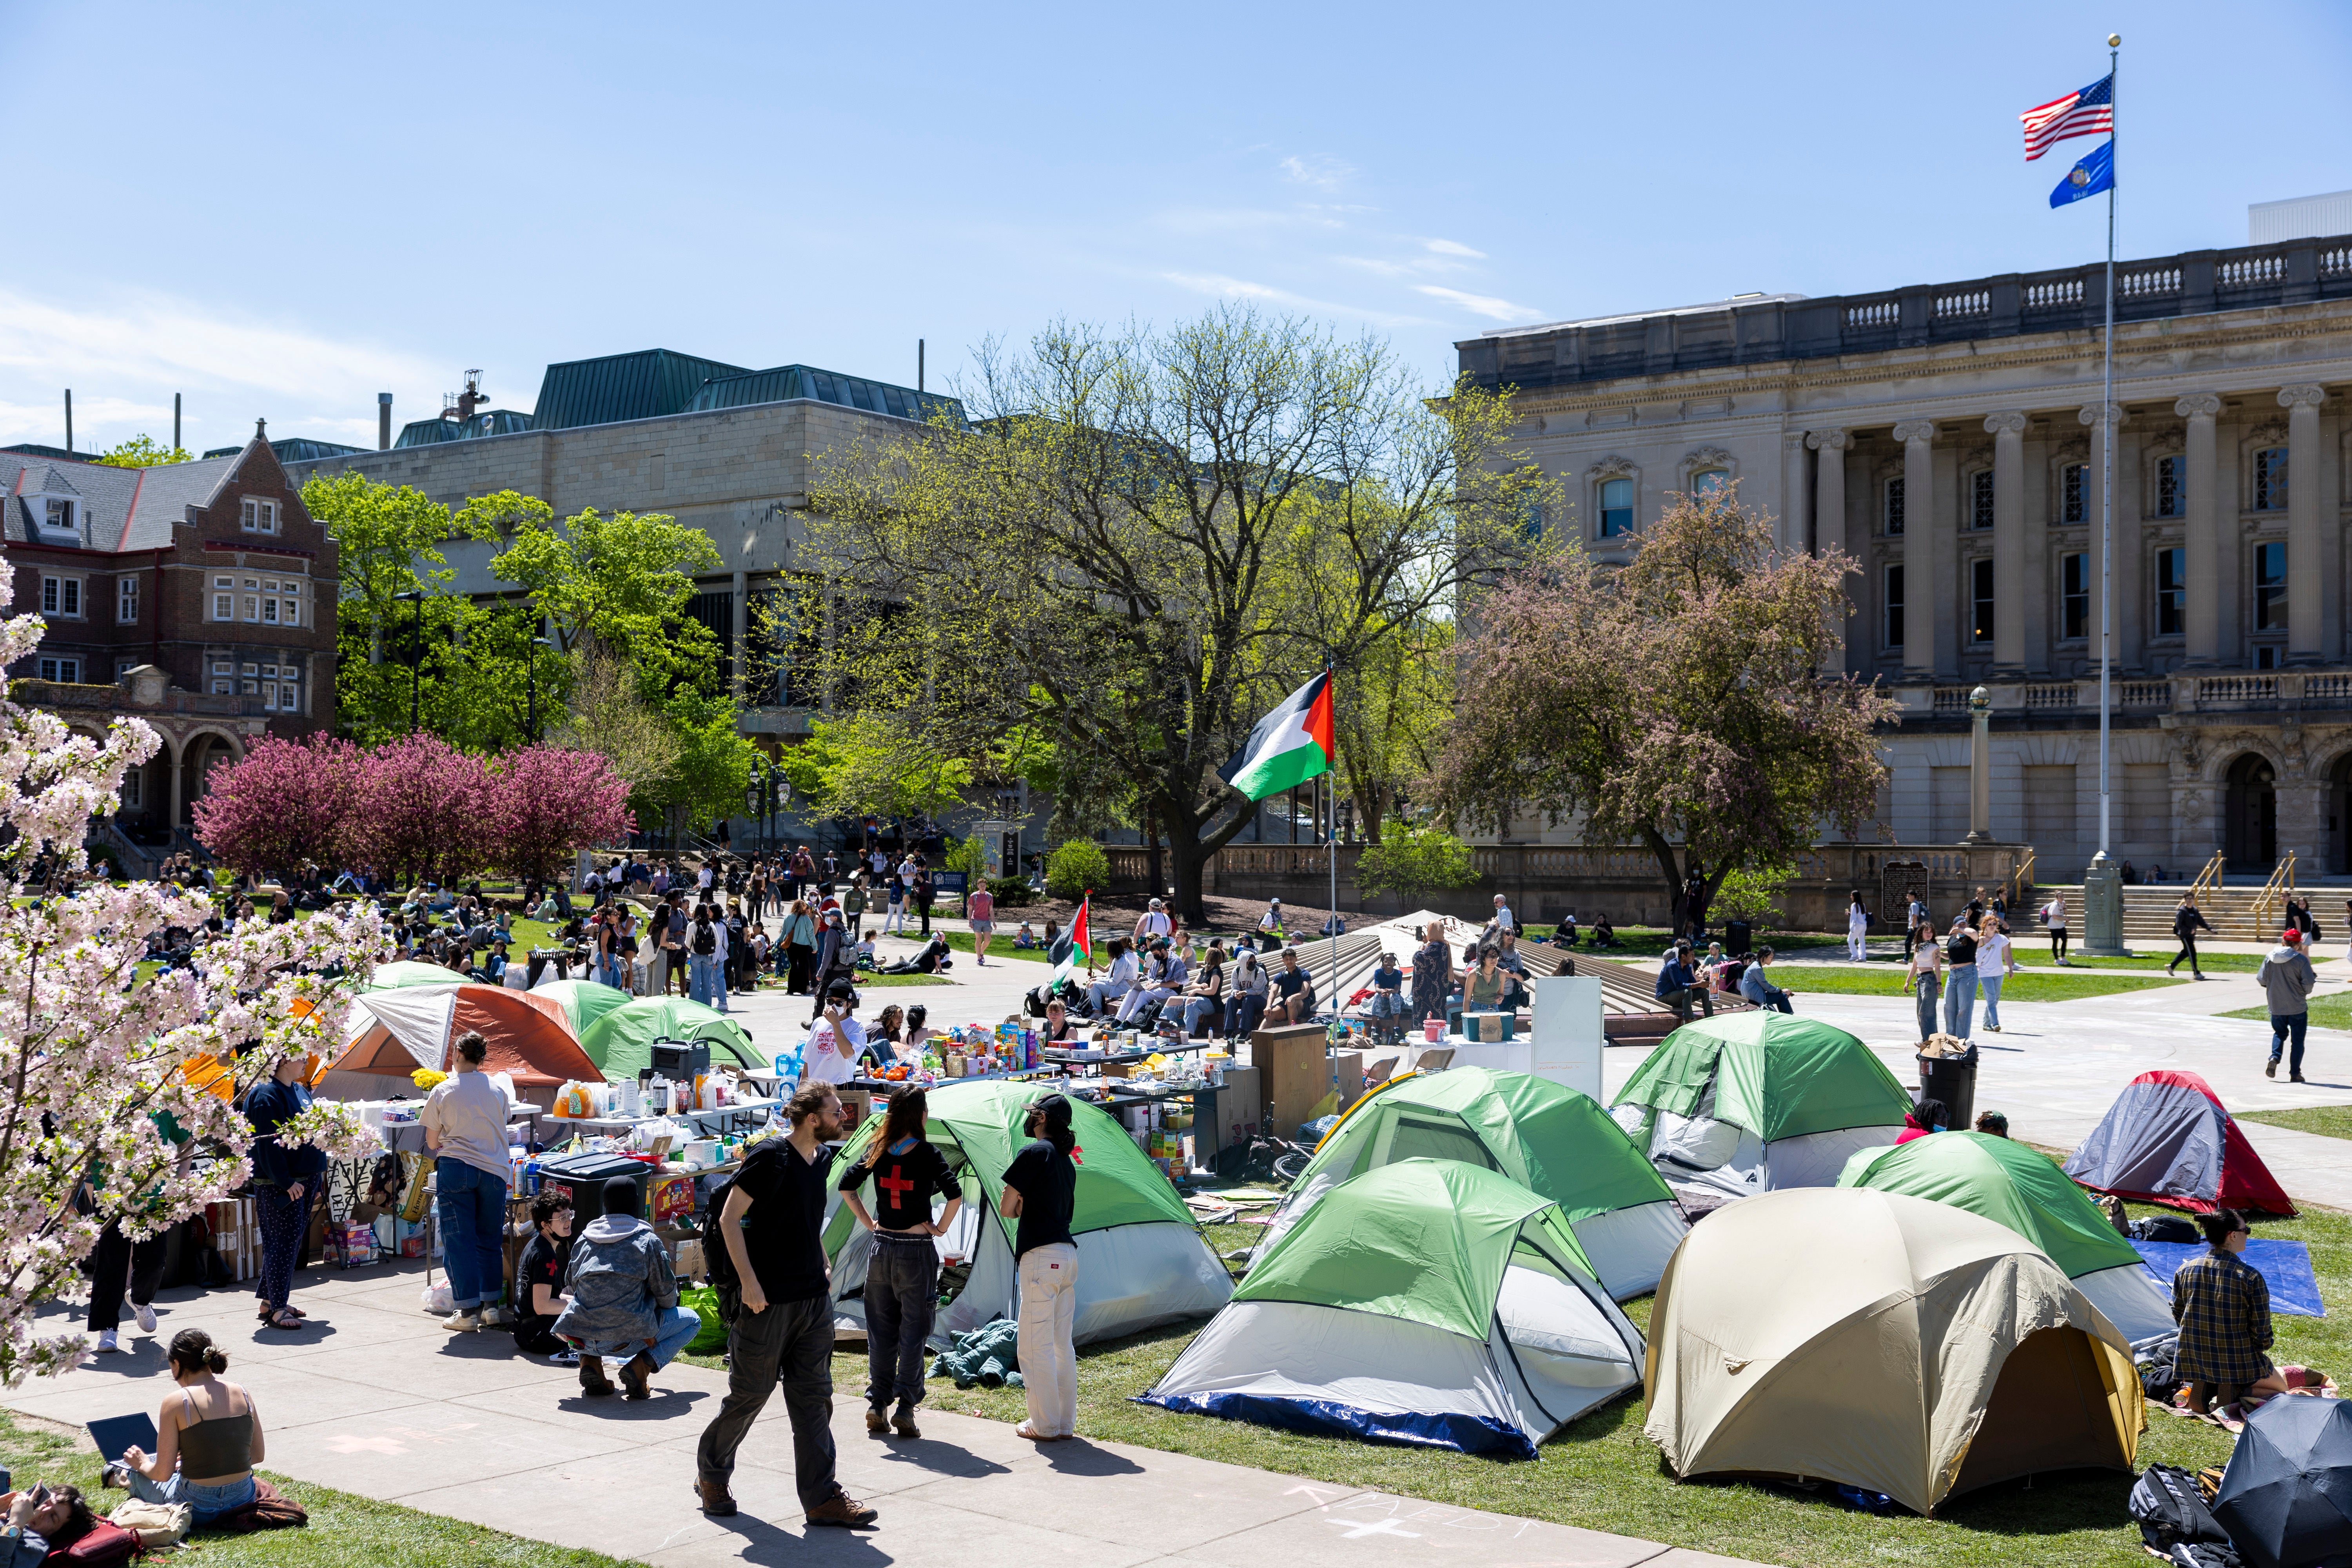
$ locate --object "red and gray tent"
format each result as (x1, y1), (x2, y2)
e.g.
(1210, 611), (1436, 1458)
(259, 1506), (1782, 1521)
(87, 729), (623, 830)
(2062, 1069), (2294, 1218)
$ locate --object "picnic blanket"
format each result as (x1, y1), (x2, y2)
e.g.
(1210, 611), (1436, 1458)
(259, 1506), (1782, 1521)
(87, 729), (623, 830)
(2132, 1238), (2325, 1318)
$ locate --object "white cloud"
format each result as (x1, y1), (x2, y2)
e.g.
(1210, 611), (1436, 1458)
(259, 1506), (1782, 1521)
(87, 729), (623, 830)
(1423, 238), (1486, 258)
(1416, 284), (1546, 322)
(1161, 272), (1433, 330)
(1279, 154), (1354, 192)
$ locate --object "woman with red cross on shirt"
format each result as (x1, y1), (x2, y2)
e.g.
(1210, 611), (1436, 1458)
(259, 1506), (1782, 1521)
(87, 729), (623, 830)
(837, 1087), (963, 1439)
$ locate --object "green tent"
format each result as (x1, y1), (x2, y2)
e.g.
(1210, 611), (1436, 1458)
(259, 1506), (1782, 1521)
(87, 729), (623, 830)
(529, 978), (634, 1043)
(1611, 1013), (1914, 1201)
(1260, 1068), (1684, 1299)
(821, 1079), (1230, 1346)
(1838, 1130), (2172, 1340)
(578, 996), (763, 1079)
(366, 959), (468, 990)
(1142, 1159), (1644, 1457)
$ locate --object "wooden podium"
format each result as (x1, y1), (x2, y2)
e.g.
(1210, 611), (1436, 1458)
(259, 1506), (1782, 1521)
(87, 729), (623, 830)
(1252, 1022), (1334, 1139)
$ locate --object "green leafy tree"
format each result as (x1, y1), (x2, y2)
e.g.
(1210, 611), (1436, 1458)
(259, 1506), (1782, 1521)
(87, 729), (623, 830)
(93, 434), (196, 468)
(1353, 819), (1478, 906)
(1045, 837), (1111, 900)
(1711, 864), (1793, 929)
(776, 712), (975, 824)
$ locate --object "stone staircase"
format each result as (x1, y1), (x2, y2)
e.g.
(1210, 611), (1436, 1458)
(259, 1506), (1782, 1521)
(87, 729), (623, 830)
(2027, 881), (2324, 944)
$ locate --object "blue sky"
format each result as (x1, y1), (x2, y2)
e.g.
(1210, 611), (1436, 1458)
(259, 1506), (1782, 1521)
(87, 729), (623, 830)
(4, 0), (2347, 457)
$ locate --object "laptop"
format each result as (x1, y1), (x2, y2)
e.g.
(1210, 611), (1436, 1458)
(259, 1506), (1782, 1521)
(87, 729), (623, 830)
(86, 1412), (158, 1466)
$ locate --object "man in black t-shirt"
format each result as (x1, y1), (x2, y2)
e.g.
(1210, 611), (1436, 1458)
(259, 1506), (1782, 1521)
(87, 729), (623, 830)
(1271, 947), (1317, 1024)
(1000, 1094), (1080, 1441)
(512, 1195), (574, 1361)
(694, 1083), (877, 1528)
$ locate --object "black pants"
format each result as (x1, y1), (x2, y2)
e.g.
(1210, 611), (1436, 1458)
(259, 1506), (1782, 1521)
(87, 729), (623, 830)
(2050, 927), (2069, 960)
(787, 946), (813, 994)
(87, 1220), (166, 1332)
(864, 1233), (938, 1413)
(697, 1294), (840, 1509)
(916, 897), (933, 936)
(513, 1316), (568, 1358)
(2171, 934), (2201, 975)
(1902, 929), (1916, 961)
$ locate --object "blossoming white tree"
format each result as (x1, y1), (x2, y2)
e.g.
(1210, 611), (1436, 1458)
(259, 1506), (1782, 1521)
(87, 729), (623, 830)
(0, 566), (389, 1385)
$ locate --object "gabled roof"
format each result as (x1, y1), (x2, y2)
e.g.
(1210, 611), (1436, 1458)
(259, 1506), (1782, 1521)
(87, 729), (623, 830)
(0, 442), (270, 554)
(530, 348), (753, 432)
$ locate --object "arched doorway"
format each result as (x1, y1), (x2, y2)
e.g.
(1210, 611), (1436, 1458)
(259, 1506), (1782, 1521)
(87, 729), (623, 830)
(178, 733), (242, 829)
(2225, 753), (2277, 870)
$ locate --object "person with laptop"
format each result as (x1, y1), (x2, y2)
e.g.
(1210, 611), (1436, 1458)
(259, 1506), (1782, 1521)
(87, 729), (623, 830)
(118, 1329), (261, 1524)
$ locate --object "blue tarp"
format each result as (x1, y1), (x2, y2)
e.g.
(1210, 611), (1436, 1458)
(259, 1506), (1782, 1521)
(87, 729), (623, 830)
(2132, 1238), (2325, 1318)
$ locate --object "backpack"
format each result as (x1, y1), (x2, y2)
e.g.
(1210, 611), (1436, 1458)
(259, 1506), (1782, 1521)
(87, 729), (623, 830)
(2129, 1465), (2236, 1560)
(57, 1519), (140, 1566)
(699, 1142), (779, 1325)
(692, 924), (717, 956)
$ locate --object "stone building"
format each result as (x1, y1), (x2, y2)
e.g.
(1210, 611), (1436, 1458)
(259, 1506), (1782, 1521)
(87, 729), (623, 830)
(1458, 230), (2352, 880)
(0, 430), (339, 855)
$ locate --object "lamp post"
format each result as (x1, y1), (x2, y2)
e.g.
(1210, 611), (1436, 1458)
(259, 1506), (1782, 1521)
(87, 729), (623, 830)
(525, 635), (553, 743)
(744, 767), (764, 857)
(396, 589), (423, 733)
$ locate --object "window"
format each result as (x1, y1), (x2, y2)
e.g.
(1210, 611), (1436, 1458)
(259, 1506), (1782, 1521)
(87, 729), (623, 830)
(211, 679), (232, 695)
(39, 575), (80, 617)
(2062, 463), (2087, 523)
(36, 657), (80, 683)
(212, 576), (233, 621)
(2062, 552), (2089, 640)
(120, 768), (141, 808)
(2254, 447), (2288, 511)
(116, 576), (138, 625)
(2255, 541), (2288, 630)
(279, 683), (299, 711)
(261, 596), (278, 625)
(241, 579), (259, 622)
(1518, 501), (1548, 541)
(1690, 469), (1727, 499)
(1598, 477), (1632, 537)
(2156, 547), (2186, 637)
(42, 499), (73, 535)
(2156, 454), (2183, 517)
(1969, 470), (1995, 530)
(1971, 558), (1995, 642)
(211, 659), (235, 676)
(1884, 564), (1905, 648)
(2257, 644), (2280, 670)
(279, 588), (301, 627)
(240, 498), (278, 534)
(1884, 476), (1905, 535)
(241, 662), (258, 676)
(241, 680), (258, 695)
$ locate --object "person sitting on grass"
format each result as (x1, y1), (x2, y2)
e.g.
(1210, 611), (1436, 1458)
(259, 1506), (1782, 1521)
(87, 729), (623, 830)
(878, 931), (953, 976)
(852, 926), (878, 969)
(554, 1176), (700, 1401)
(512, 1194), (577, 1364)
(1550, 915), (1579, 949)
(119, 1329), (261, 1524)
(1591, 915), (1618, 949)
(2173, 1208), (2288, 1416)
(1014, 921), (1038, 949)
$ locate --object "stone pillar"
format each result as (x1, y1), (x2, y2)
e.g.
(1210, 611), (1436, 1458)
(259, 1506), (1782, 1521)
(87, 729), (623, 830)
(1781, 431), (1810, 554)
(2079, 403), (2126, 673)
(1986, 413), (2028, 673)
(2176, 393), (2223, 665)
(165, 733), (184, 830)
(1892, 420), (1936, 678)
(730, 568), (749, 704)
(1965, 686), (1992, 843)
(1807, 429), (1850, 666)
(2281, 384), (2330, 663)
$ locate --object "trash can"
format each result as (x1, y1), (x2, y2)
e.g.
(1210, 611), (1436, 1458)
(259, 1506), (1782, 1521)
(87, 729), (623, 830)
(1916, 1044), (1978, 1132)
(1722, 918), (1753, 956)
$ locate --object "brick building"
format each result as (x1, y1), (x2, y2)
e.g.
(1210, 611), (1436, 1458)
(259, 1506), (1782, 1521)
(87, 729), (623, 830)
(1, 427), (338, 855)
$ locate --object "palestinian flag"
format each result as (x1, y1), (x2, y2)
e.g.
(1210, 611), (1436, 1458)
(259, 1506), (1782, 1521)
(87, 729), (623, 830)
(1220, 671), (1335, 802)
(1050, 894), (1092, 984)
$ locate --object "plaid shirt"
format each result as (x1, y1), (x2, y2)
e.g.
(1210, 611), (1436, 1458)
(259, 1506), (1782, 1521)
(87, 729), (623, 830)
(2172, 1247), (2274, 1385)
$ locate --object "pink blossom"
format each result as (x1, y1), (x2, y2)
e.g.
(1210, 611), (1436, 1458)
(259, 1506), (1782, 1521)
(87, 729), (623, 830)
(193, 733), (362, 876)
(347, 733), (491, 887)
(482, 745), (633, 886)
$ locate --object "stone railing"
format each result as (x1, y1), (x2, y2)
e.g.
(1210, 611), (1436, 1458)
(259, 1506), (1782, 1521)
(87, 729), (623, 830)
(1895, 671), (2352, 720)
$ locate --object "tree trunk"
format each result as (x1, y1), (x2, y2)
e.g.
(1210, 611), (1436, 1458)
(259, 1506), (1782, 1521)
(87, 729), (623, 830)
(1640, 826), (1685, 933)
(1166, 817), (1214, 929)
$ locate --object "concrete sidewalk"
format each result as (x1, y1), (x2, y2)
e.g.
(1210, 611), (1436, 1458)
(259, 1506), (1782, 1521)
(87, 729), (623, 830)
(4, 1266), (1762, 1568)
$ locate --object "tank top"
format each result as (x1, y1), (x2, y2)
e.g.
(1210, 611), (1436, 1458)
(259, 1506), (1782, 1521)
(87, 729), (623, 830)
(176, 1387), (254, 1480)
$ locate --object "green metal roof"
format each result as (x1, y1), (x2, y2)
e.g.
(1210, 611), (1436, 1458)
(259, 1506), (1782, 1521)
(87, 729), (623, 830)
(530, 349), (752, 432)
(684, 365), (962, 424)
(393, 417), (463, 448)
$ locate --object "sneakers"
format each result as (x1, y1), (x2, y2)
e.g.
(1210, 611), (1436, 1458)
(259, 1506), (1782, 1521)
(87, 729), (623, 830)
(2294, 1073), (2309, 1083)
(2269, 1057), (2281, 1079)
(805, 1492), (878, 1529)
(892, 1408), (921, 1440)
(579, 1355), (616, 1397)
(133, 1303), (157, 1335)
(443, 1310), (480, 1333)
(1986, 1024), (2002, 1033)
(693, 1479), (737, 1517)
(866, 1406), (889, 1436)
(94, 1329), (120, 1354)
(548, 1348), (580, 1367)
(620, 1351), (654, 1401)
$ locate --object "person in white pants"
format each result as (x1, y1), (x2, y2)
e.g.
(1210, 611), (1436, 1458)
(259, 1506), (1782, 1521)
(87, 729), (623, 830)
(1000, 1094), (1080, 1441)
(1846, 891), (1871, 962)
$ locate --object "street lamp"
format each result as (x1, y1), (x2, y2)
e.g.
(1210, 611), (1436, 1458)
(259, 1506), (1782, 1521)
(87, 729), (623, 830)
(744, 764), (764, 854)
(525, 635), (553, 742)
(396, 590), (424, 733)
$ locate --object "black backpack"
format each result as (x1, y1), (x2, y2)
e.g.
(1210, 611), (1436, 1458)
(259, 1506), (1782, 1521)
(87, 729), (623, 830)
(699, 1140), (787, 1324)
(693, 923), (717, 956)
(2129, 1465), (2237, 1561)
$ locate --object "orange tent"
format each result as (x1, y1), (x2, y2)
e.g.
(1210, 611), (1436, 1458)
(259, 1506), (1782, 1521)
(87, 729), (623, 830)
(327, 983), (601, 1089)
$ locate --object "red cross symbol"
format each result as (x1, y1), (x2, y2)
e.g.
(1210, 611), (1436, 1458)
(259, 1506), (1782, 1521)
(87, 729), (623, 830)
(878, 1165), (915, 1204)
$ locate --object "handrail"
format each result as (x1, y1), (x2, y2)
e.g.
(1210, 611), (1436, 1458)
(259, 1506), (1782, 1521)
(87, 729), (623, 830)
(2187, 851), (2227, 903)
(2007, 850), (2036, 906)
(2250, 852), (2298, 936)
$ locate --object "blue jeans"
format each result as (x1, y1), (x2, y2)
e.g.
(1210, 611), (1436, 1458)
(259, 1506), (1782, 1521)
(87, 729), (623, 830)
(1978, 971), (2005, 1029)
(1944, 964), (1979, 1039)
(435, 1156), (509, 1312)
(597, 955), (626, 989)
(576, 1304), (701, 1370)
(690, 954), (726, 1011)
(1913, 973), (1940, 1041)
(2273, 1012), (2309, 1075)
(129, 1469), (256, 1524)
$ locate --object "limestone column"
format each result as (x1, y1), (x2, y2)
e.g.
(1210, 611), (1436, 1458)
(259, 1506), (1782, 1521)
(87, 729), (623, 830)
(2281, 384), (2330, 663)
(1807, 429), (1850, 666)
(2079, 404), (2126, 675)
(2176, 393), (2223, 665)
(1891, 420), (1936, 678)
(1780, 432), (1809, 554)
(1986, 413), (2028, 673)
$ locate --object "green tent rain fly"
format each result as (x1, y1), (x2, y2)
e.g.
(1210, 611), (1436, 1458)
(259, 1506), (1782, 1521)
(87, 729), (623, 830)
(1838, 1130), (2172, 1341)
(823, 1080), (1231, 1346)
(579, 996), (763, 1080)
(1611, 1013), (1914, 1203)
(1142, 1159), (1645, 1459)
(1259, 1068), (1685, 1299)
(528, 979), (635, 1044)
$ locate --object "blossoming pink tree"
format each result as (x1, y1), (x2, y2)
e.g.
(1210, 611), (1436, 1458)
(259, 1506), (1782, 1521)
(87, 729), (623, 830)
(484, 745), (633, 889)
(192, 732), (363, 877)
(0, 566), (388, 1386)
(347, 732), (490, 887)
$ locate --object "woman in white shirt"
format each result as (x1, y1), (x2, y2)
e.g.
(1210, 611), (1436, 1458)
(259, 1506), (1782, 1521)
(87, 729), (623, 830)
(1846, 891), (1870, 962)
(1904, 920), (1943, 1043)
(1085, 939), (1138, 1016)
(1973, 917), (2018, 1034)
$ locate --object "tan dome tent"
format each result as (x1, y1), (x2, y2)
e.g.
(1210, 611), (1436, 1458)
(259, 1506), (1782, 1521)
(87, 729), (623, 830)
(1644, 1187), (2143, 1515)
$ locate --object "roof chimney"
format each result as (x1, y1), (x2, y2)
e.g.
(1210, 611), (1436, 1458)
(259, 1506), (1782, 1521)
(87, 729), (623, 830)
(379, 392), (393, 450)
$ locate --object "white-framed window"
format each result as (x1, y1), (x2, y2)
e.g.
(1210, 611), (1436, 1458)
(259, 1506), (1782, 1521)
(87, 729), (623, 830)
(1597, 477), (1633, 537)
(36, 657), (80, 683)
(2156, 547), (2186, 637)
(2254, 447), (2288, 512)
(1970, 558), (1994, 642)
(1884, 475), (1905, 535)
(120, 768), (142, 808)
(213, 576), (234, 620)
(280, 587), (301, 626)
(2061, 463), (2087, 523)
(1689, 469), (1728, 500)
(2062, 552), (2090, 639)
(2255, 540), (2288, 630)
(241, 679), (258, 695)
(241, 578), (260, 622)
(261, 594), (279, 625)
(279, 682), (298, 711)
(1883, 564), (1905, 648)
(211, 681), (231, 695)
(2155, 454), (2183, 518)
(41, 498), (74, 537)
(1968, 470), (1994, 530)
(116, 576), (138, 625)
(39, 575), (81, 617)
(241, 662), (258, 676)
(240, 498), (278, 534)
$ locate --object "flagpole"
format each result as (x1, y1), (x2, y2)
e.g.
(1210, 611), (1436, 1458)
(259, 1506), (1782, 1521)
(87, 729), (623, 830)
(2097, 33), (2119, 867)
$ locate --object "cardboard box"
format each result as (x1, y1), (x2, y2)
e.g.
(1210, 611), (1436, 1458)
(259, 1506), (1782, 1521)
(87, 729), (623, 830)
(650, 1172), (696, 1225)
(1209, 1067), (1260, 1156)
(1464, 1011), (1515, 1043)
(1334, 1051), (1364, 1111)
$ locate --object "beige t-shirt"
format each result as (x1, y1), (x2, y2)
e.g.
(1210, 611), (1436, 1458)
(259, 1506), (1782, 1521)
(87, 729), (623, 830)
(422, 1069), (512, 1177)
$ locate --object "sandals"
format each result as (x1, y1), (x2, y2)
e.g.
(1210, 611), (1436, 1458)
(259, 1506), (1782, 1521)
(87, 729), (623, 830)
(262, 1308), (304, 1330)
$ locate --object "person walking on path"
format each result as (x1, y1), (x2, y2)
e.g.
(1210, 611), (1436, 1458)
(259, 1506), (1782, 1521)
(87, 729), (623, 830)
(2172, 1209), (2286, 1415)
(1906, 920), (1944, 1043)
(967, 878), (995, 966)
(1001, 1094), (1080, 1442)
(2042, 889), (2071, 965)
(1942, 918), (1981, 1040)
(2169, 893), (2214, 980)
(2259, 928), (2318, 1082)
(1846, 891), (1870, 962)
(1975, 916), (2017, 1033)
(555, 1176), (699, 1401)
(837, 1087), (962, 1439)
(244, 1053), (325, 1333)
(697, 1083), (876, 1527)
(423, 1031), (515, 1332)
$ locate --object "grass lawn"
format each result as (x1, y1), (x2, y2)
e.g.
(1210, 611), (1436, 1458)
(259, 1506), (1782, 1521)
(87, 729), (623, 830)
(1584, 926), (1854, 959)
(2009, 950), (2269, 974)
(1780, 969), (2185, 1003)
(0, 1408), (634, 1568)
(2238, 1104), (2352, 1140)
(861, 973), (954, 988)
(2222, 993), (2352, 1031)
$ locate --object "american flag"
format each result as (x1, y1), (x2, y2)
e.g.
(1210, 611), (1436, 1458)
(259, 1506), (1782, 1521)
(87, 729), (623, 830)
(2020, 74), (2114, 161)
